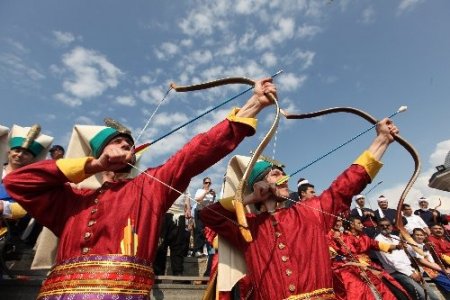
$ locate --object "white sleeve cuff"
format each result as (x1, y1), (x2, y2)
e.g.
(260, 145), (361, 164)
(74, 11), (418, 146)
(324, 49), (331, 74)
(1, 200), (12, 218)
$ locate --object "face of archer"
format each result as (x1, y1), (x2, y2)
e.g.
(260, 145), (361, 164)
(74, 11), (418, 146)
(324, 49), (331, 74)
(102, 136), (135, 173)
(265, 168), (289, 200)
(8, 148), (35, 169)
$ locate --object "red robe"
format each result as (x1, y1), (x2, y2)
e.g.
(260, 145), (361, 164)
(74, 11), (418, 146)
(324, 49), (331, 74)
(427, 235), (450, 266)
(4, 119), (253, 290)
(329, 231), (410, 300)
(201, 164), (370, 300)
(427, 235), (450, 257)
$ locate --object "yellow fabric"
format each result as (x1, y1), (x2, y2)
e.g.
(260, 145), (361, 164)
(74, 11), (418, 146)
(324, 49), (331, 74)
(219, 196), (236, 212)
(226, 108), (257, 133)
(10, 202), (27, 219)
(212, 236), (219, 249)
(329, 246), (338, 259)
(442, 254), (450, 265)
(353, 150), (383, 181)
(0, 226), (7, 237)
(378, 241), (392, 253)
(56, 157), (94, 183)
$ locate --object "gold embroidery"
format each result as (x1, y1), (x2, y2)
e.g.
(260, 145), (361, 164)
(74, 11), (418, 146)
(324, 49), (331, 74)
(120, 218), (138, 255)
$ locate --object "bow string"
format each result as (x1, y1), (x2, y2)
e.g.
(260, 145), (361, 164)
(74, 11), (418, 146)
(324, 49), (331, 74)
(279, 106), (423, 255)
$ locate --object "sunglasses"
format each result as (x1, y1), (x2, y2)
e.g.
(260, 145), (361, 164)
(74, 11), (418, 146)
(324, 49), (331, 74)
(204, 182), (211, 184)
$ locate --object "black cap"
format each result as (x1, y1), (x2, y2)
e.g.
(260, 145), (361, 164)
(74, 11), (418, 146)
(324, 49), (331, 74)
(49, 145), (65, 153)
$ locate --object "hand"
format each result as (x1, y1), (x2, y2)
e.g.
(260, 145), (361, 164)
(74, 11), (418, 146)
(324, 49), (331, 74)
(388, 244), (397, 252)
(410, 271), (421, 282)
(395, 242), (406, 250)
(185, 209), (192, 219)
(376, 118), (399, 144)
(87, 147), (134, 173)
(333, 231), (341, 239)
(244, 181), (282, 205)
(252, 78), (277, 108)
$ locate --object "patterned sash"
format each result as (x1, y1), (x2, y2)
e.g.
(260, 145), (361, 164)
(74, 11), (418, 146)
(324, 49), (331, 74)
(284, 288), (335, 300)
(38, 254), (154, 300)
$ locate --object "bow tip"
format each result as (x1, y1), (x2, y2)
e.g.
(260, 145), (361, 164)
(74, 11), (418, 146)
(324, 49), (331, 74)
(398, 106), (407, 113)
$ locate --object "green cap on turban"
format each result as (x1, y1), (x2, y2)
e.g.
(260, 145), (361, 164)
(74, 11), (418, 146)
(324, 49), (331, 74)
(247, 161), (273, 191)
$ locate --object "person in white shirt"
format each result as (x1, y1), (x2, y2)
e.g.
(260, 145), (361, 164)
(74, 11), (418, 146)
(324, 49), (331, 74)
(193, 177), (216, 257)
(409, 228), (450, 293)
(402, 203), (430, 235)
(375, 218), (439, 300)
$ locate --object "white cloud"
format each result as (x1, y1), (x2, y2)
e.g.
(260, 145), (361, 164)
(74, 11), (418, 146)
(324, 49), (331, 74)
(239, 30), (257, 49)
(278, 73), (307, 91)
(398, 0), (425, 15)
(139, 75), (152, 85)
(154, 42), (180, 60)
(145, 129), (190, 158)
(261, 52), (277, 67)
(53, 31), (77, 47)
(116, 95), (136, 107)
(180, 39), (193, 47)
(0, 53), (45, 81)
(304, 0), (327, 18)
(235, 0), (265, 15)
(5, 38), (28, 54)
(49, 64), (65, 75)
(216, 41), (237, 56)
(139, 86), (167, 105)
(361, 6), (375, 24)
(297, 24), (322, 39)
(179, 5), (229, 36)
(190, 50), (213, 65)
(373, 139), (450, 214)
(74, 115), (96, 124)
(61, 47), (122, 99)
(54, 93), (82, 107)
(255, 17), (296, 50)
(293, 50), (315, 70)
(429, 140), (450, 168)
(152, 112), (189, 127)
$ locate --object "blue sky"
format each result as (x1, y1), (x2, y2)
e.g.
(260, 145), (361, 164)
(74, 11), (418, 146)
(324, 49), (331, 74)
(1, 0), (450, 213)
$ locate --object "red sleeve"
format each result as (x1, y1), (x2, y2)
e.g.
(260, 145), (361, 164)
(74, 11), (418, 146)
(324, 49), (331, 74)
(199, 202), (247, 251)
(294, 164), (371, 233)
(139, 119), (254, 215)
(428, 236), (450, 256)
(354, 235), (381, 253)
(3, 160), (88, 236)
